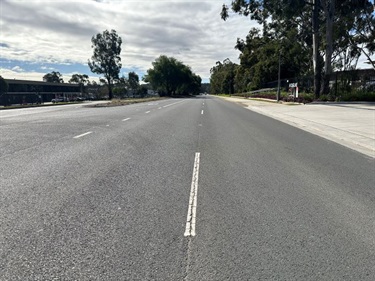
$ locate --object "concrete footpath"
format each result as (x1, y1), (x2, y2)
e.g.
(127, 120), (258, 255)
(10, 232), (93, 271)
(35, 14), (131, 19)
(220, 96), (375, 159)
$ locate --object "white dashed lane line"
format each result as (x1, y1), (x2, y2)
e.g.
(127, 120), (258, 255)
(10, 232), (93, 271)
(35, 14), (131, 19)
(73, 131), (93, 139)
(122, 118), (131, 121)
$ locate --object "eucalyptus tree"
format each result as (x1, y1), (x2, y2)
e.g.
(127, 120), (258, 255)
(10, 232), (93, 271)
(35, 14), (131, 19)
(43, 71), (64, 83)
(128, 71), (140, 93)
(210, 59), (239, 94)
(88, 29), (122, 100)
(221, 0), (374, 97)
(69, 74), (89, 94)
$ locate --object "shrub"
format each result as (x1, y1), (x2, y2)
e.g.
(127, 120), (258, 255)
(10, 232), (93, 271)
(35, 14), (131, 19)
(340, 91), (375, 102)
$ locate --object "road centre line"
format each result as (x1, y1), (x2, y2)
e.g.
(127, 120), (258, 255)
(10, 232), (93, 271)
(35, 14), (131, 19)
(122, 118), (131, 121)
(201, 110), (204, 115)
(73, 131), (93, 139)
(145, 111), (151, 114)
(184, 152), (201, 237)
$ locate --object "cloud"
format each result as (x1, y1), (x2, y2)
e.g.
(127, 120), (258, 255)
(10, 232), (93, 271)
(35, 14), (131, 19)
(1, 0), (257, 82)
(11, 66), (25, 72)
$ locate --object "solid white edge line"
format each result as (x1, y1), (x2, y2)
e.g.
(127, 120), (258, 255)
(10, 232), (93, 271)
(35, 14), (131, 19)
(122, 118), (131, 121)
(184, 152), (200, 237)
(73, 131), (93, 139)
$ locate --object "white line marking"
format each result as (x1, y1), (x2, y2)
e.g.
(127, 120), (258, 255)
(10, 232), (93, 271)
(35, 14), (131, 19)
(201, 110), (204, 115)
(184, 152), (200, 237)
(73, 131), (93, 139)
(145, 111), (151, 114)
(163, 100), (186, 108)
(122, 118), (131, 121)
(158, 107), (162, 109)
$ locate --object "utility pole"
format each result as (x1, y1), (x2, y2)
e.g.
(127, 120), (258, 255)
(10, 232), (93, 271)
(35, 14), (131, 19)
(277, 50), (281, 102)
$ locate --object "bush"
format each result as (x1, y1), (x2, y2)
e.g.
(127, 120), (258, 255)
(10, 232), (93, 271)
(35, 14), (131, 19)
(340, 91), (375, 102)
(298, 93), (314, 103)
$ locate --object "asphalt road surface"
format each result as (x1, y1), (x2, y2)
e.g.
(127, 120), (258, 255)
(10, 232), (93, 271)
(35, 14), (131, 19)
(1, 96), (374, 280)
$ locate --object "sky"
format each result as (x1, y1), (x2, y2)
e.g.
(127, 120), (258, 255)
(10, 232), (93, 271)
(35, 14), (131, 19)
(0, 0), (258, 83)
(1, 1), (373, 85)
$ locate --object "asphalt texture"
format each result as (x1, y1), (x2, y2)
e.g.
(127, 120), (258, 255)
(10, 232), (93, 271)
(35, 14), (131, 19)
(0, 96), (374, 280)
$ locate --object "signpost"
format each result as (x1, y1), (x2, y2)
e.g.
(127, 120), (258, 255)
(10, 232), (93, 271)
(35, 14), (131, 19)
(289, 83), (298, 98)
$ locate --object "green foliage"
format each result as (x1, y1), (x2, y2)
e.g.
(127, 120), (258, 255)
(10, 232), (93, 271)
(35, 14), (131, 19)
(137, 85), (148, 98)
(69, 74), (89, 85)
(220, 0), (374, 98)
(210, 59), (238, 95)
(113, 86), (128, 98)
(297, 93), (314, 103)
(43, 71), (64, 83)
(144, 55), (201, 96)
(88, 29), (122, 100)
(69, 73), (89, 94)
(128, 71), (139, 92)
(340, 91), (375, 102)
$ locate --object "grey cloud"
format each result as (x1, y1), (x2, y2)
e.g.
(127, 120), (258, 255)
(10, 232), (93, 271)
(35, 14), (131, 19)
(2, 1), (97, 38)
(0, 43), (10, 48)
(1, 0), (254, 81)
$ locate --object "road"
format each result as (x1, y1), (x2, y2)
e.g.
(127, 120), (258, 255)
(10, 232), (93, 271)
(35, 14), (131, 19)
(1, 96), (374, 280)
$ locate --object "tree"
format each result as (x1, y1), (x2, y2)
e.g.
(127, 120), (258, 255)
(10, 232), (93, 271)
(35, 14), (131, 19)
(88, 29), (122, 100)
(347, 3), (375, 69)
(128, 71), (140, 93)
(210, 59), (239, 94)
(69, 74), (89, 94)
(221, 0), (374, 97)
(144, 55), (201, 96)
(43, 71), (64, 83)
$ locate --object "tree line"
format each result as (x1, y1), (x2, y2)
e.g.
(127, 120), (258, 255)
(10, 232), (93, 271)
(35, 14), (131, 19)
(42, 29), (201, 100)
(215, 0), (374, 98)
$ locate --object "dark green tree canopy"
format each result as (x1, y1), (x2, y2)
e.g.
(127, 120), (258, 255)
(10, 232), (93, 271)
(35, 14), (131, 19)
(69, 73), (89, 85)
(220, 0), (374, 96)
(210, 59), (238, 95)
(43, 71), (64, 83)
(144, 55), (201, 96)
(88, 29), (122, 100)
(69, 74), (89, 94)
(128, 71), (139, 92)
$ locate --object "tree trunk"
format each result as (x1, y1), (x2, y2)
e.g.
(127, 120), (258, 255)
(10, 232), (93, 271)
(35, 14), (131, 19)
(312, 0), (321, 99)
(321, 0), (335, 95)
(107, 78), (113, 100)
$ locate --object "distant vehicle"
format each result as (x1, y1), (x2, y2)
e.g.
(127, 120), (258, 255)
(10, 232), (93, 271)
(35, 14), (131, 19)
(51, 97), (69, 103)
